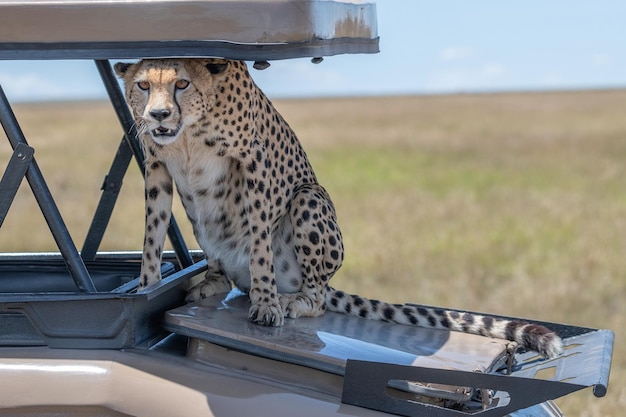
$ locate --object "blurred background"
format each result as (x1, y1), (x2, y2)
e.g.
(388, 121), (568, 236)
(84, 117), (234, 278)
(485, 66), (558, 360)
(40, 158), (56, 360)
(1, 1), (626, 100)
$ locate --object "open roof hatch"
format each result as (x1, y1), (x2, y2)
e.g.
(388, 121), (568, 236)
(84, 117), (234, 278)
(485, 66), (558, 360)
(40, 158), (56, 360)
(165, 289), (613, 417)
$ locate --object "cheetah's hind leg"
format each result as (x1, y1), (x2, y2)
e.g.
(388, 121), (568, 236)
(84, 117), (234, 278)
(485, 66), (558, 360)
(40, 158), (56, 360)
(185, 260), (232, 303)
(279, 184), (343, 319)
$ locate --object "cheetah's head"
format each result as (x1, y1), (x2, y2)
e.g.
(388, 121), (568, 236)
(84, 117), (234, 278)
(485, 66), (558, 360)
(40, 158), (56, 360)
(114, 58), (230, 145)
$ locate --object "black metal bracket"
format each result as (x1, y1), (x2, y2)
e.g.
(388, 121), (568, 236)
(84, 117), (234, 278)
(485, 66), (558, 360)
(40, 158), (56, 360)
(0, 142), (33, 228)
(81, 136), (133, 261)
(343, 360), (584, 417)
(0, 85), (97, 293)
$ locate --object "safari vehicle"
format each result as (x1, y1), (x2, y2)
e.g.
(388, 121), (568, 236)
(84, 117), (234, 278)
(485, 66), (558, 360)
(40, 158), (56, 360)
(0, 1), (614, 416)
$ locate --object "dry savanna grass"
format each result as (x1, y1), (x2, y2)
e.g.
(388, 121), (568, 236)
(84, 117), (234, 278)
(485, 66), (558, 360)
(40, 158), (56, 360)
(1, 91), (625, 416)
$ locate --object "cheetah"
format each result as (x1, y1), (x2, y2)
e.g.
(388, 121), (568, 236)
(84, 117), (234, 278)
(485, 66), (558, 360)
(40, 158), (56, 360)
(115, 58), (562, 358)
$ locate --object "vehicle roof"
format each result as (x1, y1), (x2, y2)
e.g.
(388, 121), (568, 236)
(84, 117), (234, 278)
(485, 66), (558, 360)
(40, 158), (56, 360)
(0, 0), (379, 60)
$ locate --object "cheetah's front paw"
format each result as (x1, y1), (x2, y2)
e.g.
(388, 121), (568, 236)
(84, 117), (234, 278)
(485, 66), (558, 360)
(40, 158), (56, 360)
(249, 301), (284, 326)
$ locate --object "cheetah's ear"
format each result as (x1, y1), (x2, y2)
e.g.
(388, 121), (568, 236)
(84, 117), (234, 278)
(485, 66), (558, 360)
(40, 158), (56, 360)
(205, 60), (229, 75)
(114, 62), (134, 78)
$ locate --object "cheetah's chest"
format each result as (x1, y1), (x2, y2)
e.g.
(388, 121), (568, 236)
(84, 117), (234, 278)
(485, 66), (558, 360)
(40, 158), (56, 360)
(166, 153), (251, 270)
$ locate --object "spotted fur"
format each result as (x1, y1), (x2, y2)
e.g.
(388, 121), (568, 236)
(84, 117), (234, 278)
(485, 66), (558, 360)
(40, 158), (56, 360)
(115, 58), (562, 358)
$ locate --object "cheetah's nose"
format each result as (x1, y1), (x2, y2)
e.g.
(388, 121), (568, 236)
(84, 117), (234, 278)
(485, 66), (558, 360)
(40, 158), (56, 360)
(150, 109), (171, 122)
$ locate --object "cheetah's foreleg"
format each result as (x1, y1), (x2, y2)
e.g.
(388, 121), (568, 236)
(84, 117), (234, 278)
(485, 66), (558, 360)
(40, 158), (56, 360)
(242, 143), (284, 326)
(138, 160), (173, 289)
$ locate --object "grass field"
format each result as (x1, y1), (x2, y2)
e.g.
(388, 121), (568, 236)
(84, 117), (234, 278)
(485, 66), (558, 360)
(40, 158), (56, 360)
(1, 91), (625, 415)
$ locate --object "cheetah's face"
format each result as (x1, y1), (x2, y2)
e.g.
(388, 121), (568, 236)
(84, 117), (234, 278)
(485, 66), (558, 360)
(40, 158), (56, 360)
(114, 59), (229, 146)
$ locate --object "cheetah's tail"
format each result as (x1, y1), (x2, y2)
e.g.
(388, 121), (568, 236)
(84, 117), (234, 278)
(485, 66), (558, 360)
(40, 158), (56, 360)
(324, 287), (563, 359)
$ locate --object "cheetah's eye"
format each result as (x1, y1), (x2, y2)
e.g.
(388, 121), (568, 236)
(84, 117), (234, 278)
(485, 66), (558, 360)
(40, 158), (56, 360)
(137, 81), (150, 91)
(175, 80), (190, 90)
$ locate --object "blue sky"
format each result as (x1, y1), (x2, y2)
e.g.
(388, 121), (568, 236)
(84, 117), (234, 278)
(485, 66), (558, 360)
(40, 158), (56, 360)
(1, 1), (625, 101)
